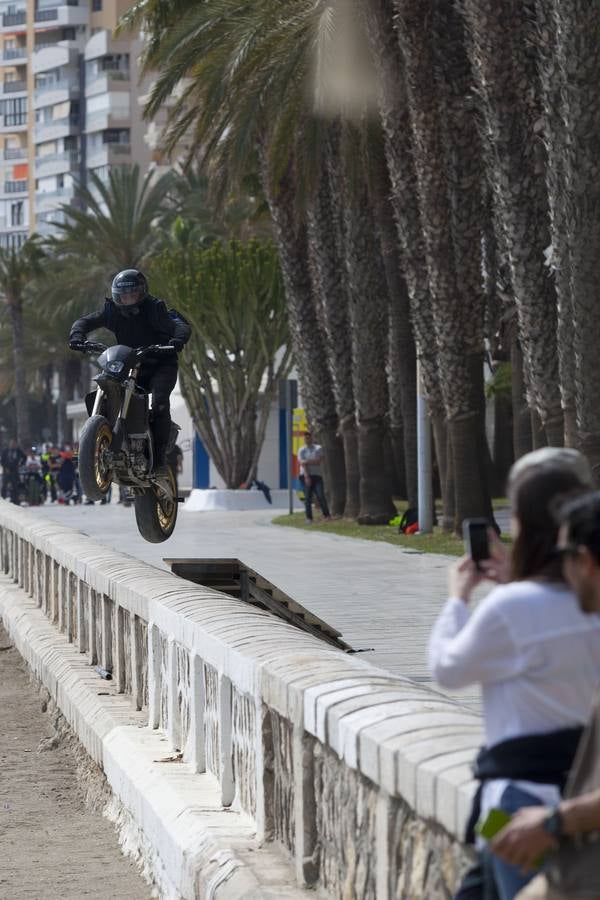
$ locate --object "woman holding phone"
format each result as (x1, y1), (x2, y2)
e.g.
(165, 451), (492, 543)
(428, 450), (600, 900)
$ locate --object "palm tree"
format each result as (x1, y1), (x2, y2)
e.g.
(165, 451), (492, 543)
(460, 0), (564, 446)
(127, 0), (397, 521)
(307, 131), (356, 516)
(0, 236), (44, 446)
(340, 125), (396, 523)
(361, 0), (452, 518)
(541, 0), (600, 473)
(393, 0), (493, 529)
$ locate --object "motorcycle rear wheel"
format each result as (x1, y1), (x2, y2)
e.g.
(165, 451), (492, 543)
(79, 415), (113, 501)
(134, 464), (178, 543)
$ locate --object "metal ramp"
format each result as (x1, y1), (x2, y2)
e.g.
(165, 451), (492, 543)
(163, 558), (354, 652)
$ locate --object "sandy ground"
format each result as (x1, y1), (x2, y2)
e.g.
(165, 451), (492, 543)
(0, 624), (153, 900)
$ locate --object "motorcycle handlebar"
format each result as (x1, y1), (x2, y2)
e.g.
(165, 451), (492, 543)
(70, 340), (107, 354)
(135, 344), (177, 358)
(70, 342), (176, 357)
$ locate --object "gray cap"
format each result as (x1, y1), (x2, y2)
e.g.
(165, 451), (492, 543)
(508, 447), (594, 490)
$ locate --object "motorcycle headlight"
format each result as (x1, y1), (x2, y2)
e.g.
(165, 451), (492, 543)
(106, 360), (124, 374)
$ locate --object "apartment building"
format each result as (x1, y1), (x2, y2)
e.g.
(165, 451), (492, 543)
(0, 0), (152, 248)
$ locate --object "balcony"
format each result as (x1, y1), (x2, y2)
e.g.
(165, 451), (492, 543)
(1, 179), (27, 196)
(35, 185), (76, 212)
(0, 47), (27, 65)
(34, 76), (79, 109)
(85, 69), (130, 98)
(33, 43), (79, 74)
(34, 4), (89, 28)
(2, 79), (27, 95)
(35, 149), (79, 177)
(0, 115), (27, 133)
(0, 147), (27, 160)
(0, 230), (28, 250)
(1, 11), (26, 31)
(34, 114), (79, 142)
(86, 142), (130, 168)
(85, 108), (129, 134)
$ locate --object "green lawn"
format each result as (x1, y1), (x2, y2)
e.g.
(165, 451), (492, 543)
(272, 512), (466, 555)
(272, 499), (511, 557)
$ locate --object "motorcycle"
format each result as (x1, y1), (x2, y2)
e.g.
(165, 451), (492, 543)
(72, 340), (180, 543)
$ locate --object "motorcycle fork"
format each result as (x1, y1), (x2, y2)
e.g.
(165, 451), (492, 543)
(91, 389), (104, 416)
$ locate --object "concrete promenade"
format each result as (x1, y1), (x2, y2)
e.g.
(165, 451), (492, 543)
(33, 503), (479, 707)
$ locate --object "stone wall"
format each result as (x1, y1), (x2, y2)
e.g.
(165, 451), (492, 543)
(0, 503), (482, 899)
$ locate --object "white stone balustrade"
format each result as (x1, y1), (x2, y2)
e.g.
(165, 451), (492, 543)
(0, 502), (482, 898)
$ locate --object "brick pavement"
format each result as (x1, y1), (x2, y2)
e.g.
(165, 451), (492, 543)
(33, 503), (483, 708)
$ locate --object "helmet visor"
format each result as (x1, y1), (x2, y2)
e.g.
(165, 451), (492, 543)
(117, 290), (144, 306)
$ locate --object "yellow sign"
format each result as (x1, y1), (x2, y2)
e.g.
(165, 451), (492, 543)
(292, 407), (307, 488)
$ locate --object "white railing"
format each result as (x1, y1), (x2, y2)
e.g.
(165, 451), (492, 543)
(0, 503), (481, 898)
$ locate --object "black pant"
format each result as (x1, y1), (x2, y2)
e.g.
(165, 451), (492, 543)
(1, 470), (20, 504)
(137, 364), (178, 463)
(300, 474), (330, 520)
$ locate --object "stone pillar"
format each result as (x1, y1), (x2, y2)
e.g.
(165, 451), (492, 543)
(147, 622), (162, 729)
(219, 674), (234, 807)
(187, 653), (206, 773)
(293, 727), (319, 887)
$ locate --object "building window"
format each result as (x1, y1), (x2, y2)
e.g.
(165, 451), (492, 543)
(11, 201), (24, 226)
(103, 128), (130, 144)
(92, 0), (102, 9)
(1, 97), (26, 126)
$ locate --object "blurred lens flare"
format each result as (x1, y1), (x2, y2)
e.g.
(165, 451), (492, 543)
(313, 0), (379, 120)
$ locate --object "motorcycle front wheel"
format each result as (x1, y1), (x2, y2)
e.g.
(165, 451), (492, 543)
(134, 465), (178, 543)
(79, 415), (114, 501)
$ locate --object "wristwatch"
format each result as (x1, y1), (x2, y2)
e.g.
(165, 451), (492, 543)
(542, 806), (565, 839)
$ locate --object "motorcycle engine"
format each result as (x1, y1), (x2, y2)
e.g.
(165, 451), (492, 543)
(130, 439), (149, 475)
(133, 453), (149, 475)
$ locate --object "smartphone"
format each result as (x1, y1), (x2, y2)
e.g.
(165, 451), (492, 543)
(475, 807), (511, 840)
(463, 518), (490, 569)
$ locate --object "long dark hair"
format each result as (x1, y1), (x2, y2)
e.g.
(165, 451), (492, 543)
(509, 465), (587, 581)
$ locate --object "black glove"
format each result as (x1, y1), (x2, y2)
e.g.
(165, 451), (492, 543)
(69, 335), (85, 350)
(169, 338), (184, 353)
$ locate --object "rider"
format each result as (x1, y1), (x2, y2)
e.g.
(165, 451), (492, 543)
(68, 269), (191, 472)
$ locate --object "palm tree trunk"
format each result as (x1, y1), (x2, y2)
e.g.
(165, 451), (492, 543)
(369, 150), (418, 507)
(541, 1), (600, 468)
(342, 131), (396, 524)
(510, 331), (533, 459)
(307, 135), (355, 516)
(534, 1), (577, 446)
(432, 414), (454, 531)
(261, 156), (345, 512)
(339, 416), (360, 518)
(394, 0), (492, 530)
(461, 0), (564, 445)
(7, 299), (31, 447)
(363, 0), (449, 518)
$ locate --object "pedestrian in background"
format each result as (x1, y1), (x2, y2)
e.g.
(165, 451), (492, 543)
(1, 439), (25, 505)
(297, 430), (330, 524)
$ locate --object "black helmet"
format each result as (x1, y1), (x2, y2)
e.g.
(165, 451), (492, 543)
(111, 269), (148, 316)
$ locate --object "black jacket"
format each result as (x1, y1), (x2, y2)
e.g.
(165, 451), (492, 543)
(1, 447), (26, 472)
(70, 296), (191, 366)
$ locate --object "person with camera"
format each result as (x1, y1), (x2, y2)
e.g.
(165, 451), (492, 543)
(428, 451), (600, 900)
(491, 490), (600, 900)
